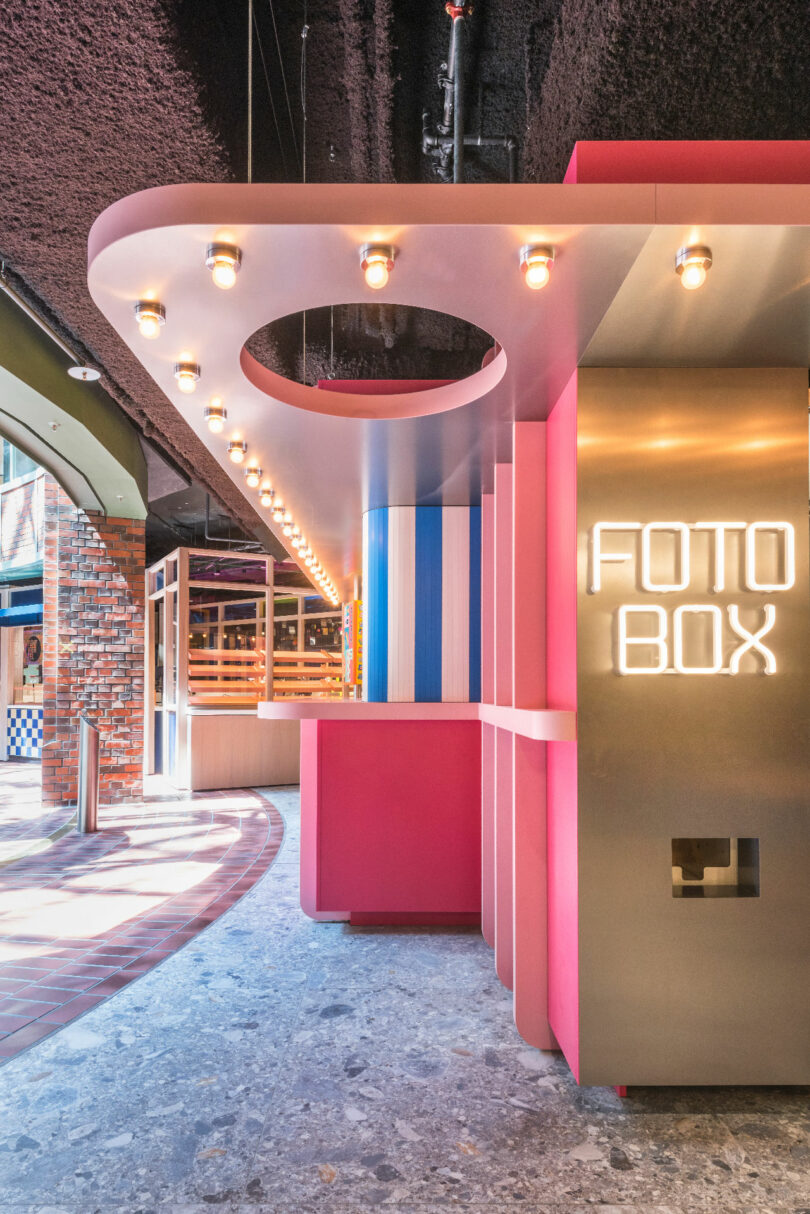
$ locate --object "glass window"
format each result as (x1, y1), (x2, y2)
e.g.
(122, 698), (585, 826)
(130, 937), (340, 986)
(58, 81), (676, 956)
(188, 554), (267, 584)
(304, 616), (342, 651)
(303, 595), (333, 614)
(274, 595), (299, 616)
(274, 619), (299, 651)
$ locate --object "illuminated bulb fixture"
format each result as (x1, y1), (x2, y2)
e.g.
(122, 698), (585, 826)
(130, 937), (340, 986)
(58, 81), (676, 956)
(519, 245), (555, 290)
(244, 465), (263, 489)
(259, 486), (274, 508)
(360, 243), (396, 290)
(173, 362), (200, 393)
(675, 245), (712, 290)
(305, 554), (314, 567)
(204, 400), (227, 433)
(205, 243), (242, 289)
(227, 440), (247, 464)
(291, 532), (304, 550)
(272, 500), (285, 522)
(282, 522), (294, 537)
(134, 300), (166, 339)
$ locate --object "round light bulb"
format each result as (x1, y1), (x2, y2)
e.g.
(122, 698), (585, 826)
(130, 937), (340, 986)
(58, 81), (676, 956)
(174, 362), (200, 394)
(206, 243), (242, 290)
(134, 301), (166, 339)
(364, 259), (389, 289)
(245, 469), (261, 489)
(211, 261), (237, 289)
(283, 511), (293, 524)
(282, 524), (294, 537)
(138, 315), (161, 339)
(207, 413), (225, 434)
(305, 555), (314, 567)
(680, 262), (707, 291)
(260, 489), (274, 508)
(272, 508), (284, 522)
(524, 260), (550, 290)
(228, 441), (246, 464)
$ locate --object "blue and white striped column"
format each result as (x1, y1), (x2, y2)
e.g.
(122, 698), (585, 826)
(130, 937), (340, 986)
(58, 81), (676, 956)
(363, 506), (481, 703)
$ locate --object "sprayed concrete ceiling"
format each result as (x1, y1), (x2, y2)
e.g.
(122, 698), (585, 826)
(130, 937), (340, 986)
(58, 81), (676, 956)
(1, 0), (808, 542)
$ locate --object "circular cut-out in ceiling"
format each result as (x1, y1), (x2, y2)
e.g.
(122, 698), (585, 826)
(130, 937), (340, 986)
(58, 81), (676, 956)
(241, 303), (506, 420)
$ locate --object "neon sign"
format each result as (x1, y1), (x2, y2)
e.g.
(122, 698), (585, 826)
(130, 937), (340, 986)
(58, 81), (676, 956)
(590, 522), (794, 675)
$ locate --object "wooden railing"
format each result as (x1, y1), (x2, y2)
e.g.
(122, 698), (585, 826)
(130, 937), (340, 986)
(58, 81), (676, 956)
(272, 650), (343, 698)
(188, 648), (266, 705)
(187, 647), (343, 704)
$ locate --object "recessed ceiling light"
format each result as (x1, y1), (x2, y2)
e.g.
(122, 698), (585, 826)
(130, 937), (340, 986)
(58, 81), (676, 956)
(67, 365), (101, 381)
(360, 243), (396, 290)
(134, 300), (166, 339)
(206, 243), (242, 289)
(519, 244), (554, 290)
(676, 245), (712, 290)
(174, 362), (201, 393)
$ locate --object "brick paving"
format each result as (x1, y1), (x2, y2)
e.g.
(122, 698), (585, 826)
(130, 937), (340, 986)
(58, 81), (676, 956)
(0, 764), (284, 1062)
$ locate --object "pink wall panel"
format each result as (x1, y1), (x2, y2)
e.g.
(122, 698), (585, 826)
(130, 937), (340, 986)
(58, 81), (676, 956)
(494, 726), (514, 989)
(493, 465), (513, 707)
(564, 140), (810, 184)
(493, 465), (514, 987)
(511, 421), (553, 1047)
(546, 371), (579, 1077)
(312, 719), (482, 920)
(481, 493), (496, 948)
(299, 721), (350, 921)
(513, 734), (555, 1048)
(481, 722), (496, 948)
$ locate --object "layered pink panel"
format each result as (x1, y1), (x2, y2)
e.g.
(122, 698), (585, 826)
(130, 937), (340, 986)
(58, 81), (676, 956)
(480, 493), (496, 948)
(493, 465), (514, 987)
(564, 139), (810, 184)
(511, 422), (553, 1048)
(301, 719), (482, 924)
(546, 371), (579, 1078)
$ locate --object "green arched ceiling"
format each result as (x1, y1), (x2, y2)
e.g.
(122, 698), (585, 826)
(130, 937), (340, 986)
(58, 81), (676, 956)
(0, 291), (147, 519)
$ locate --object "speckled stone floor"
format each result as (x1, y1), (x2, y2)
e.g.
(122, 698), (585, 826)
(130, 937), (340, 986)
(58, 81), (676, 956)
(0, 786), (807, 1213)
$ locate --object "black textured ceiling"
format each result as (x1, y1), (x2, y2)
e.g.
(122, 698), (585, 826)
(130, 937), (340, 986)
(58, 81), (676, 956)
(1, 0), (808, 544)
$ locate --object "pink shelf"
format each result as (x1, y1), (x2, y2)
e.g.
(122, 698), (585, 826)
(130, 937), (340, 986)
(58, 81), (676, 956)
(258, 699), (575, 740)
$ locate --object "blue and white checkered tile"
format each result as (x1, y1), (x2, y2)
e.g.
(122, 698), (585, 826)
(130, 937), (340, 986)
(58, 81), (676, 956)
(6, 706), (43, 759)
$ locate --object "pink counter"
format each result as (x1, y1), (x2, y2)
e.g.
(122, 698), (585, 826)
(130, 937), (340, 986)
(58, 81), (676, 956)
(258, 701), (574, 927)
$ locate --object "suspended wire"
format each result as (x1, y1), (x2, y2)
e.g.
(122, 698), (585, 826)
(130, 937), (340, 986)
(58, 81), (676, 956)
(267, 0), (302, 173)
(300, 5), (309, 185)
(252, 7), (289, 176)
(301, 0), (309, 382)
(247, 0), (253, 183)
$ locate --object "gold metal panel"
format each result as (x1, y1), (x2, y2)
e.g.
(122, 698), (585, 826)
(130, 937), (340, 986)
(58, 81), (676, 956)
(576, 367), (810, 1086)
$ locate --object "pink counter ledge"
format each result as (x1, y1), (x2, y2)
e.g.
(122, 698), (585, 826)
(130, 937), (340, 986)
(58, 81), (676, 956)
(258, 701), (575, 925)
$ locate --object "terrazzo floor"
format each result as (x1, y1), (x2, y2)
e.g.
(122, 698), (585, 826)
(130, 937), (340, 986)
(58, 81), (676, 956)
(0, 786), (807, 1213)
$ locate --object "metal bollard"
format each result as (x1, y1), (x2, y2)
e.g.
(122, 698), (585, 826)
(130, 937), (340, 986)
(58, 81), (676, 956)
(77, 715), (100, 834)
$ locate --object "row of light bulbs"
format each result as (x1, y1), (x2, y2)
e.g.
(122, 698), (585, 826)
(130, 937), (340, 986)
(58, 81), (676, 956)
(220, 419), (339, 605)
(134, 241), (338, 603)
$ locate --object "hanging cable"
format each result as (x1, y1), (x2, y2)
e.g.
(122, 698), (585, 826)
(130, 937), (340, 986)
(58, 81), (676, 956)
(253, 7), (289, 176)
(300, 6), (309, 184)
(329, 304), (335, 379)
(247, 0), (253, 183)
(267, 0), (301, 173)
(300, 1), (309, 384)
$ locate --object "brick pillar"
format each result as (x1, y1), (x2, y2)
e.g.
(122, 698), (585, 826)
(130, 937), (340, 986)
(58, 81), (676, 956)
(41, 477), (145, 807)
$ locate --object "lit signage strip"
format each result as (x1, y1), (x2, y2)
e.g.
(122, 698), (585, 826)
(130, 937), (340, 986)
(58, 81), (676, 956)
(591, 521), (794, 676)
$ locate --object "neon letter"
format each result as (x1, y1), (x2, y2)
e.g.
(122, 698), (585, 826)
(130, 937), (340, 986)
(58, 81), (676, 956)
(641, 523), (690, 592)
(693, 522), (747, 592)
(589, 523), (641, 593)
(672, 605), (723, 674)
(744, 523), (795, 592)
(728, 603), (777, 674)
(617, 605), (668, 674)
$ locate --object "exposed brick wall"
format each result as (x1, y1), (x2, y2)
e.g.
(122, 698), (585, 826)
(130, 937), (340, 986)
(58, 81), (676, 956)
(1, 471), (43, 564)
(41, 477), (145, 807)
